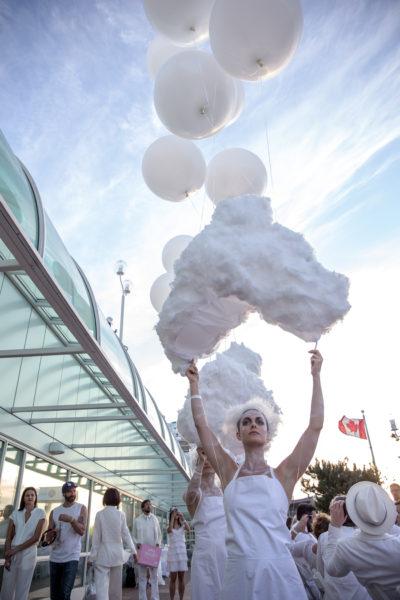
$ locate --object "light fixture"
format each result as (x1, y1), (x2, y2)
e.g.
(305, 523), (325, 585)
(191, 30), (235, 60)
(48, 441), (65, 455)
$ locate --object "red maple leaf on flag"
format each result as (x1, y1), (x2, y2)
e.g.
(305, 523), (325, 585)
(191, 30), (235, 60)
(347, 420), (358, 433)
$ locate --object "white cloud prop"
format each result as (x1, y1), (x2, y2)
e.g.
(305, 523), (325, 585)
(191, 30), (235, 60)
(156, 195), (350, 373)
(176, 342), (281, 456)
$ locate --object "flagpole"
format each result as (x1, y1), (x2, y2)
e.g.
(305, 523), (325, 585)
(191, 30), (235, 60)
(361, 409), (378, 472)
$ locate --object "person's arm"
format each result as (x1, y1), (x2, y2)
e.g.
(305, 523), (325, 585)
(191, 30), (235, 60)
(120, 512), (137, 556)
(167, 511), (175, 534)
(88, 512), (101, 567)
(177, 512), (190, 532)
(133, 517), (141, 549)
(58, 504), (87, 536)
(4, 518), (15, 558)
(324, 501), (350, 578)
(275, 350), (323, 499)
(6, 515), (45, 558)
(183, 449), (205, 518)
(291, 514), (310, 541)
(186, 360), (236, 488)
(155, 516), (162, 546)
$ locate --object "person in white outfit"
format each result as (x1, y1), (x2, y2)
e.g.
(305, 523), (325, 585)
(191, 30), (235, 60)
(166, 508), (189, 600)
(317, 495), (370, 599)
(88, 488), (137, 600)
(184, 447), (227, 600)
(186, 349), (324, 600)
(324, 482), (400, 599)
(0, 487), (45, 600)
(49, 481), (88, 600)
(133, 499), (162, 600)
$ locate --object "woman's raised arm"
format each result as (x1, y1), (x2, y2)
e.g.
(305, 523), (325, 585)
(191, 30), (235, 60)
(186, 361), (236, 488)
(275, 349), (324, 499)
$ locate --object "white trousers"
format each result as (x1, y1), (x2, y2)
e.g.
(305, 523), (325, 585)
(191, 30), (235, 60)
(94, 563), (123, 600)
(138, 564), (159, 600)
(0, 552), (36, 600)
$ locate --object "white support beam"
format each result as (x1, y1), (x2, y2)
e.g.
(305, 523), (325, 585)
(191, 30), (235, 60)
(0, 345), (84, 358)
(92, 455), (168, 461)
(71, 442), (158, 448)
(115, 469), (177, 475)
(29, 415), (139, 424)
(0, 259), (21, 271)
(12, 402), (127, 413)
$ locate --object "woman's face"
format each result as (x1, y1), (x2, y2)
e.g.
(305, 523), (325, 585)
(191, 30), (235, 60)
(197, 447), (215, 475)
(237, 410), (268, 446)
(24, 489), (36, 508)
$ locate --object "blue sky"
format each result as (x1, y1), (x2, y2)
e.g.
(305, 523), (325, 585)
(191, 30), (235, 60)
(1, 0), (400, 489)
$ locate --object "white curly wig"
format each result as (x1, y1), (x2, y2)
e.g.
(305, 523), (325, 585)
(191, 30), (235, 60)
(220, 397), (281, 457)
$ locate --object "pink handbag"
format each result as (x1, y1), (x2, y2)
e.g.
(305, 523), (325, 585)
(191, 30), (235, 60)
(137, 544), (162, 568)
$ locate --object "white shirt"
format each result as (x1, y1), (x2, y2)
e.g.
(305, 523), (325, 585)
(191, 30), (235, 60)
(317, 526), (370, 600)
(9, 507), (46, 568)
(291, 533), (317, 570)
(324, 524), (400, 599)
(50, 503), (83, 563)
(133, 513), (161, 546)
(89, 506), (136, 567)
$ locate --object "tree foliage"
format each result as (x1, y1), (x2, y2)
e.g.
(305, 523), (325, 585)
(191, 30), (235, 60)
(301, 457), (383, 513)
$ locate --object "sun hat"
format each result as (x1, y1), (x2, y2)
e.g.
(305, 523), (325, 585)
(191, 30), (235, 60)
(346, 481), (396, 535)
(62, 481), (78, 493)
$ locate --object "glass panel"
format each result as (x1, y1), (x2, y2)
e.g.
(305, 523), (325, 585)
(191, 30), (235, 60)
(121, 494), (134, 532)
(0, 239), (14, 260)
(44, 215), (95, 333)
(0, 130), (39, 247)
(21, 454), (67, 524)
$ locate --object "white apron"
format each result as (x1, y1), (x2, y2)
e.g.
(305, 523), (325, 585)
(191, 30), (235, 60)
(222, 466), (307, 600)
(190, 492), (227, 600)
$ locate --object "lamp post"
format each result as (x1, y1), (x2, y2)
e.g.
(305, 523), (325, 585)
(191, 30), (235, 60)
(390, 419), (400, 442)
(114, 260), (133, 345)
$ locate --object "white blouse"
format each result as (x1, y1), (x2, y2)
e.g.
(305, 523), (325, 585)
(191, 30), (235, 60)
(10, 507), (46, 567)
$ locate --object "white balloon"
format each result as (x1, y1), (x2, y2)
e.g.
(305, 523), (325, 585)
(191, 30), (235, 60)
(162, 235), (193, 273)
(226, 80), (245, 127)
(209, 0), (303, 82)
(154, 50), (236, 139)
(143, 0), (215, 47)
(150, 272), (175, 312)
(146, 37), (183, 80)
(206, 148), (267, 204)
(142, 135), (206, 202)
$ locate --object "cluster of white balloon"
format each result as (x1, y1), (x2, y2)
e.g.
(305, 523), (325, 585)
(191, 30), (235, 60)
(143, 0), (303, 311)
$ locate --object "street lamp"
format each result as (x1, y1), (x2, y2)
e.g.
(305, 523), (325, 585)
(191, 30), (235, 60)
(390, 419), (400, 442)
(114, 260), (133, 345)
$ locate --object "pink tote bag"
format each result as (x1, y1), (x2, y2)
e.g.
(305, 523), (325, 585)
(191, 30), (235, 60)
(137, 544), (162, 568)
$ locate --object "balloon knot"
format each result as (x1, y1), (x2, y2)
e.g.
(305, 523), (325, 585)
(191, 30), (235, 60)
(200, 106), (206, 115)
(257, 59), (264, 68)
(189, 25), (196, 32)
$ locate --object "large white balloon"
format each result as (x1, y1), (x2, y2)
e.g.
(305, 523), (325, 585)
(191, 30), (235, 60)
(146, 37), (183, 80)
(206, 148), (268, 204)
(150, 272), (174, 312)
(143, 0), (215, 47)
(209, 0), (303, 82)
(154, 50), (236, 139)
(142, 135), (206, 202)
(162, 235), (193, 273)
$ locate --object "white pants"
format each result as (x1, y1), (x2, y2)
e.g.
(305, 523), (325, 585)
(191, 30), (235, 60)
(94, 564), (123, 600)
(0, 551), (36, 600)
(138, 564), (159, 600)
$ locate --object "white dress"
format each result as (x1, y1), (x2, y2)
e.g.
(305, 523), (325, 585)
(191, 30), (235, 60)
(222, 466), (307, 600)
(190, 491), (227, 600)
(167, 525), (188, 573)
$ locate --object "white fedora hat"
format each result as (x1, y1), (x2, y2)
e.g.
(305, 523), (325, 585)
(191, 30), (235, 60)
(346, 481), (396, 535)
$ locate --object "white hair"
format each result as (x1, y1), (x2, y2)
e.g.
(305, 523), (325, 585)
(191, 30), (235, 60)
(220, 397), (281, 457)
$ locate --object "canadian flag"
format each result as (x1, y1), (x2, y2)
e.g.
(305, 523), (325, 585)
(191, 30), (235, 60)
(338, 416), (367, 439)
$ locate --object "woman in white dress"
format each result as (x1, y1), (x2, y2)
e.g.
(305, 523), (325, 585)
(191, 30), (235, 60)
(166, 509), (189, 600)
(185, 349), (324, 600)
(184, 447), (227, 600)
(0, 487), (46, 600)
(88, 488), (137, 600)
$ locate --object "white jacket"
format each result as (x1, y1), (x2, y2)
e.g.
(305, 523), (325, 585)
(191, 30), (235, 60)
(133, 513), (162, 546)
(89, 506), (136, 567)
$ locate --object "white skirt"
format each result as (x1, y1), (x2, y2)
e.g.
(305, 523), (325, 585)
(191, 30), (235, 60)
(167, 559), (188, 573)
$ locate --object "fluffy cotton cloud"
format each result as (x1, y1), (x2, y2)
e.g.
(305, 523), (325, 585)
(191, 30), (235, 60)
(156, 194), (350, 373)
(176, 342), (280, 456)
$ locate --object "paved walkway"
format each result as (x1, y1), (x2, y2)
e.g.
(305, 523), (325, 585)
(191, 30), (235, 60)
(122, 572), (191, 599)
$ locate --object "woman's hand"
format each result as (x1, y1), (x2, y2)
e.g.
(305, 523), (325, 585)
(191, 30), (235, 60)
(309, 349), (323, 376)
(185, 360), (199, 384)
(87, 561), (93, 569)
(330, 501), (347, 528)
(133, 554), (138, 564)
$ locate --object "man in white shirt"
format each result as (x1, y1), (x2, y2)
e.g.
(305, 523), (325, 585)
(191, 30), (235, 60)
(49, 481), (87, 600)
(324, 481), (400, 599)
(133, 499), (162, 600)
